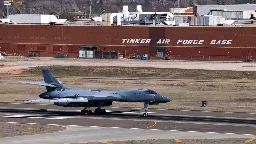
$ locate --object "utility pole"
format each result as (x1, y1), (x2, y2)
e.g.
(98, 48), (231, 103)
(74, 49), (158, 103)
(89, 0), (92, 18)
(2, 0), (11, 18)
(178, 0), (180, 8)
(6, 4), (9, 17)
(153, 7), (156, 26)
(0, 0), (3, 18)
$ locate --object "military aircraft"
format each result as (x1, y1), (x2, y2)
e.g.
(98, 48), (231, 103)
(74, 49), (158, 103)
(17, 68), (171, 117)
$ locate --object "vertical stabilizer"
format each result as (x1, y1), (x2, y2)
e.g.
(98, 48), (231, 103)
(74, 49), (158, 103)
(42, 68), (63, 88)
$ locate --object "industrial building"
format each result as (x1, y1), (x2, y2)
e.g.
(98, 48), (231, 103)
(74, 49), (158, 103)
(100, 5), (175, 26)
(172, 4), (256, 26)
(1, 4), (256, 61)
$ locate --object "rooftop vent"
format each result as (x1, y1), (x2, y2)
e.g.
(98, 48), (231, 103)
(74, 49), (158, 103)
(136, 5), (143, 13)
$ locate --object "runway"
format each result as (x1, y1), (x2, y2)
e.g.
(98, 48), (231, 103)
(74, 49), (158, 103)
(0, 103), (255, 143)
(0, 125), (254, 144)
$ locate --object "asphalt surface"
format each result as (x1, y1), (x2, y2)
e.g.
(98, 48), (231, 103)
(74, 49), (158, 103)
(0, 126), (255, 144)
(0, 103), (255, 144)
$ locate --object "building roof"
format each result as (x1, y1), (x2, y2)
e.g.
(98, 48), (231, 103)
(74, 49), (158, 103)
(196, 4), (256, 16)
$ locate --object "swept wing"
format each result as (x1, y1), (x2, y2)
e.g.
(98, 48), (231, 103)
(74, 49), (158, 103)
(16, 97), (88, 103)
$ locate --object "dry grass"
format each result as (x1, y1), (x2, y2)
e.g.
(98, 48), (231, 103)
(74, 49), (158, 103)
(0, 66), (255, 113)
(0, 122), (66, 137)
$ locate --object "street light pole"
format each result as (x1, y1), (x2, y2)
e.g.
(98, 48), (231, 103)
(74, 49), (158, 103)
(0, 0), (3, 18)
(154, 8), (156, 26)
(6, 4), (9, 17)
(89, 0), (92, 18)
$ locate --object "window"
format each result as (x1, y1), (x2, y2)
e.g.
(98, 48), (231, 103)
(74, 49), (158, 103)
(146, 89), (157, 94)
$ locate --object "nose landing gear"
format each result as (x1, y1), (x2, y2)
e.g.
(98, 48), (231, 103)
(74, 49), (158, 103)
(143, 102), (149, 117)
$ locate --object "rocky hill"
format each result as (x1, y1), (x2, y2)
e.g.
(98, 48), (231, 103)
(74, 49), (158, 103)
(0, 0), (255, 19)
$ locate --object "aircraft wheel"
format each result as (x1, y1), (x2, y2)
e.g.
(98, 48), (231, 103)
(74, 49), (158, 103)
(94, 109), (99, 114)
(101, 109), (106, 114)
(87, 110), (93, 115)
(81, 110), (86, 115)
(95, 109), (106, 114)
(143, 113), (148, 117)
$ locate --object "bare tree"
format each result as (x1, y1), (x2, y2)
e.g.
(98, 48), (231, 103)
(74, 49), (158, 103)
(3, 0), (256, 18)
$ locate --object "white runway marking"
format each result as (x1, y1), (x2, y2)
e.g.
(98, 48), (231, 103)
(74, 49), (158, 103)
(26, 123), (37, 125)
(3, 114), (31, 118)
(207, 132), (216, 134)
(188, 131), (197, 133)
(181, 110), (190, 112)
(243, 134), (252, 136)
(150, 129), (159, 131)
(111, 127), (120, 129)
(45, 116), (76, 120)
(38, 104), (49, 106)
(6, 122), (18, 124)
(11, 103), (21, 105)
(90, 126), (99, 128)
(27, 116), (45, 119)
(47, 124), (59, 126)
(68, 125), (79, 127)
(170, 130), (177, 132)
(22, 108), (37, 110)
(225, 133), (234, 135)
(130, 128), (140, 130)
(213, 123), (229, 126)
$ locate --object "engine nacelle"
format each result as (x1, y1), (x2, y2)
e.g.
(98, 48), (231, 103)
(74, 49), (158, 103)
(54, 101), (113, 107)
(54, 102), (69, 106)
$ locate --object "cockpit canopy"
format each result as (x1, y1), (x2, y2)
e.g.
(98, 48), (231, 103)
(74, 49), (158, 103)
(145, 89), (157, 94)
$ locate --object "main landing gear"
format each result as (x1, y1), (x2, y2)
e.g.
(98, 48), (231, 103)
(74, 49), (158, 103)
(81, 108), (93, 115)
(94, 107), (107, 114)
(81, 107), (106, 115)
(143, 102), (149, 117)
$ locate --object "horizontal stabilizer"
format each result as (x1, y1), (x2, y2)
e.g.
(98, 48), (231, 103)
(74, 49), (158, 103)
(19, 81), (57, 87)
(16, 97), (88, 103)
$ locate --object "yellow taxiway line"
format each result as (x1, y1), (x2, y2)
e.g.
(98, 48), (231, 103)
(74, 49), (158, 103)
(245, 138), (256, 143)
(147, 121), (157, 128)
(175, 138), (182, 143)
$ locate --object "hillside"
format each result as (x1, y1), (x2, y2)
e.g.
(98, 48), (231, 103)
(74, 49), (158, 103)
(0, 0), (255, 19)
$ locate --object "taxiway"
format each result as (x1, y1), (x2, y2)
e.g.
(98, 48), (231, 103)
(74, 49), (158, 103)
(0, 103), (255, 143)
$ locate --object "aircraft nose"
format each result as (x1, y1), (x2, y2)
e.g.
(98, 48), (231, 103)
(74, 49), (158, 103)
(163, 96), (171, 102)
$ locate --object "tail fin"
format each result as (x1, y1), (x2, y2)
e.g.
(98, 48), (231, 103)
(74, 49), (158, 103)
(42, 68), (63, 88)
